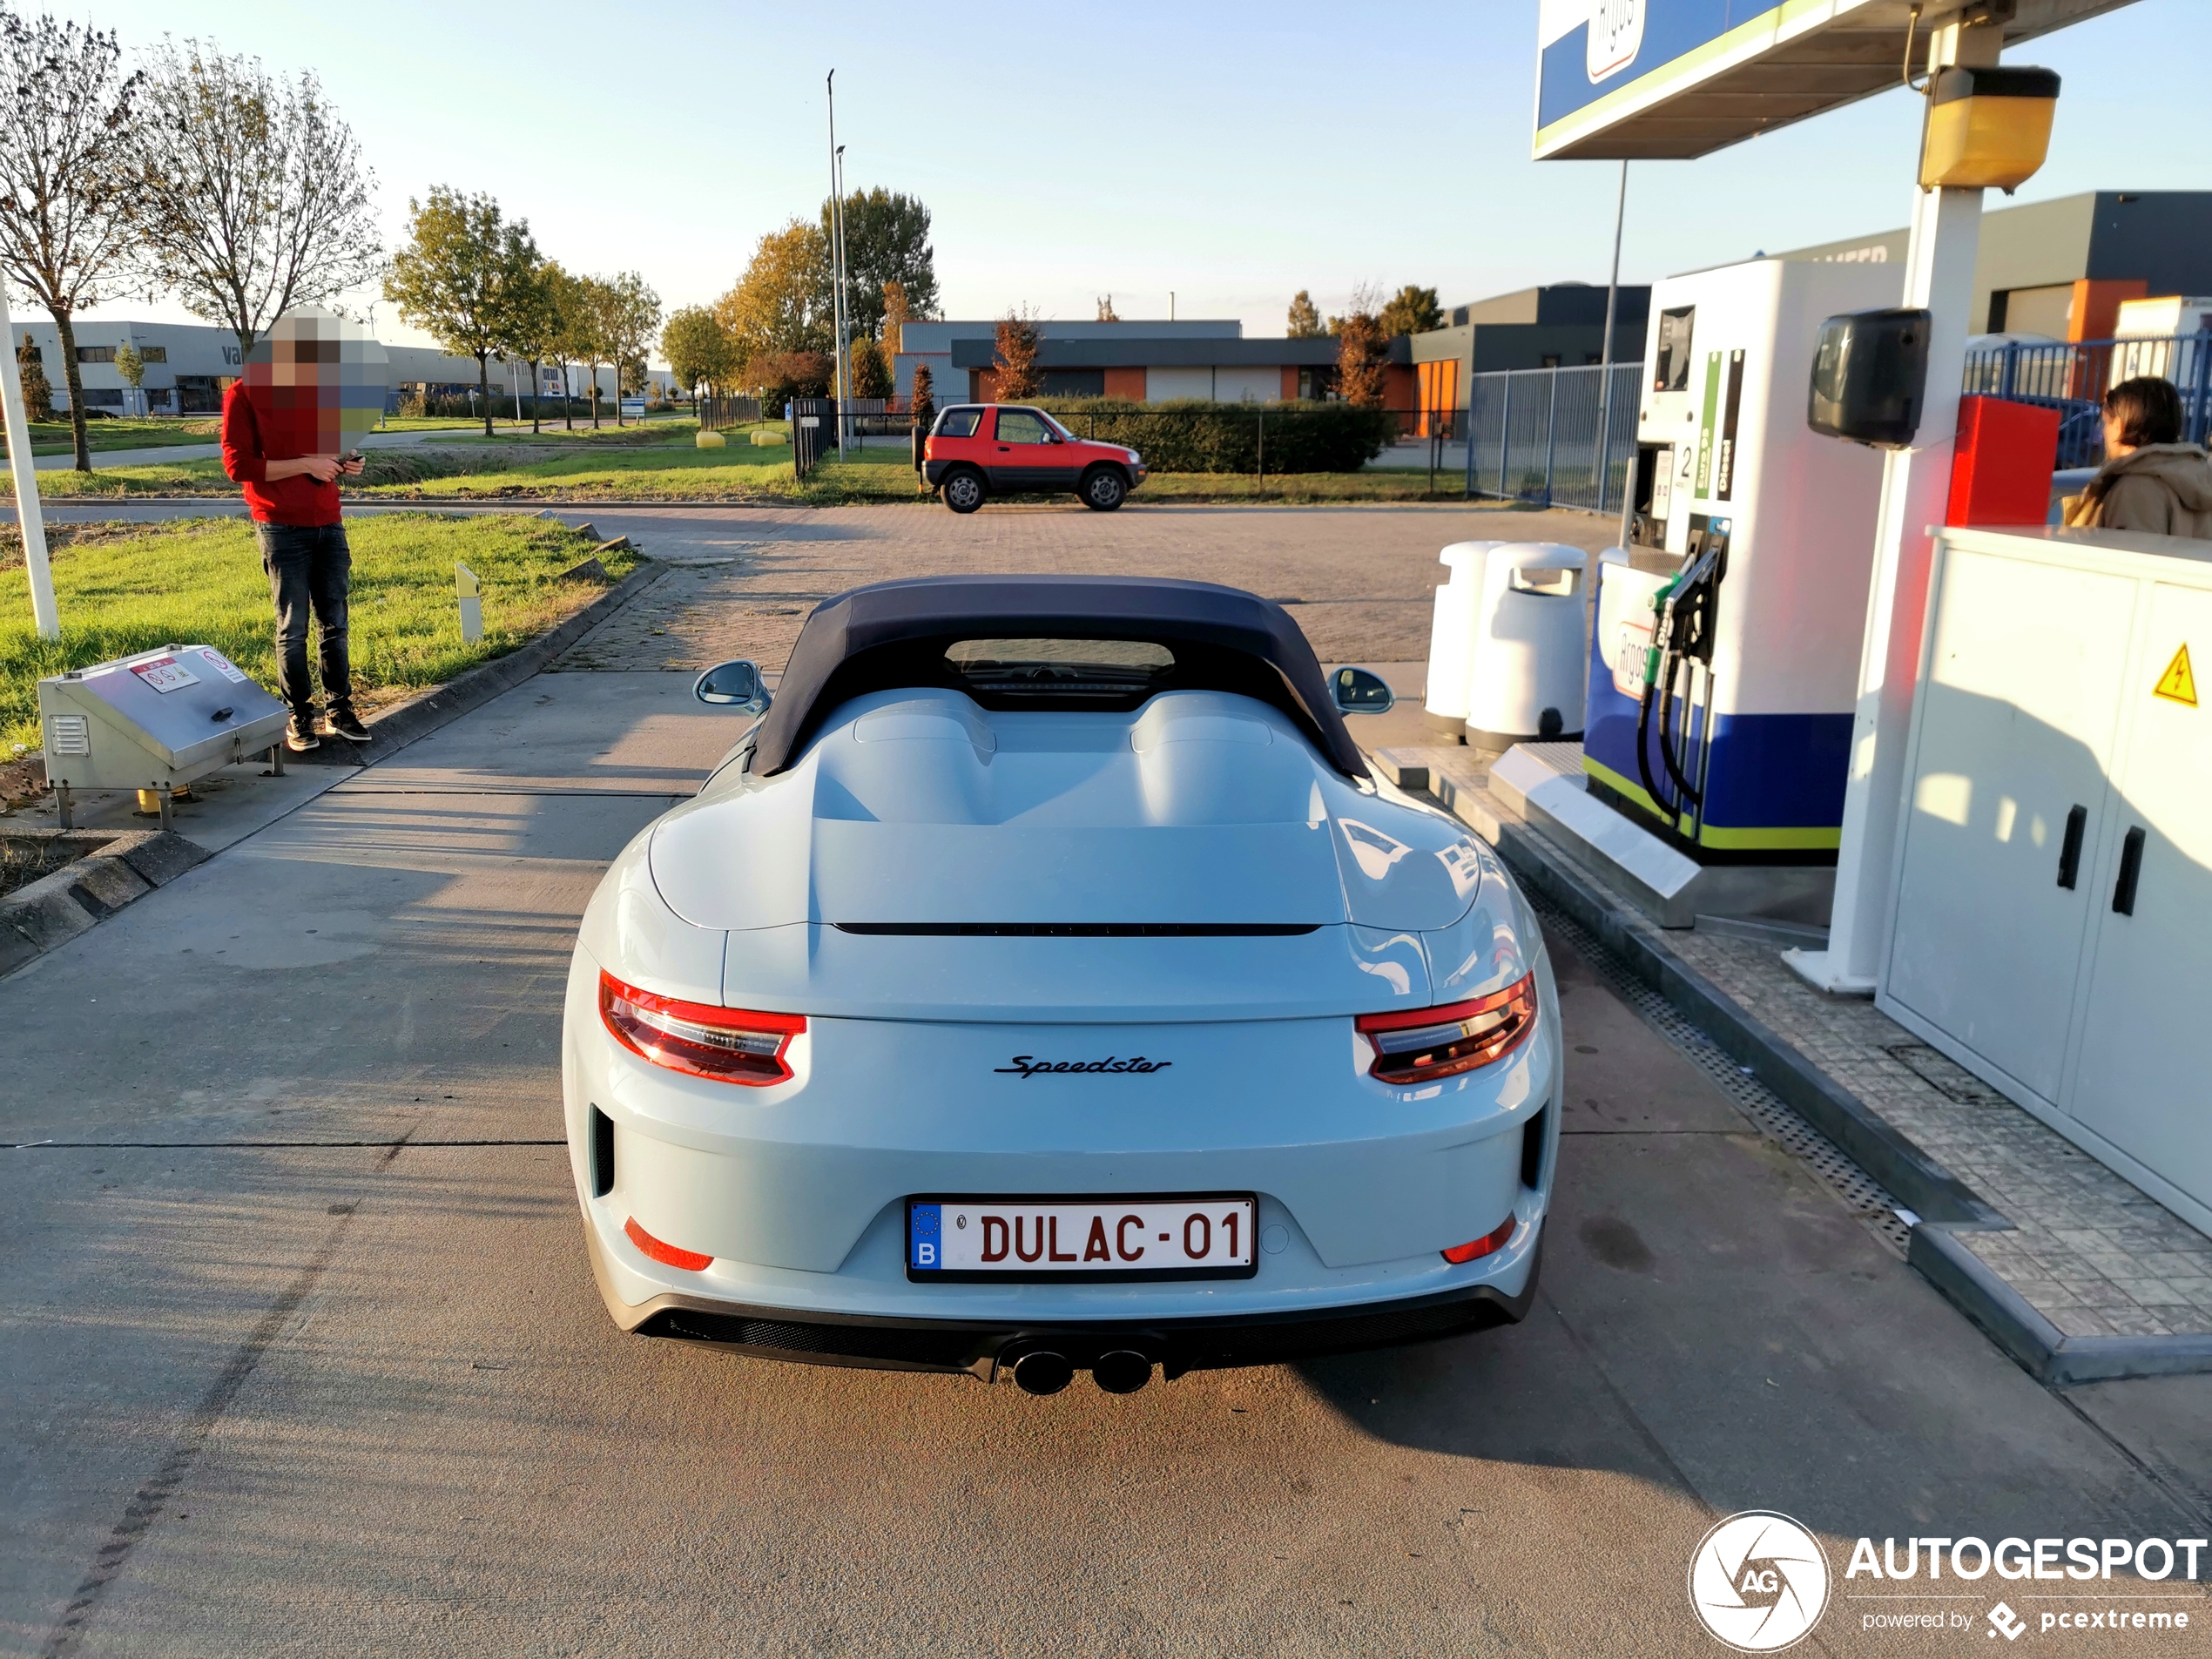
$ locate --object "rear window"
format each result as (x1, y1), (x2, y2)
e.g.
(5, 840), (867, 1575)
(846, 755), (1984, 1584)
(935, 408), (981, 438)
(944, 637), (1173, 701)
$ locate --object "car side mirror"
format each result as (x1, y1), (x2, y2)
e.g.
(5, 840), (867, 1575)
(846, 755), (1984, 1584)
(1331, 666), (1394, 715)
(696, 658), (771, 713)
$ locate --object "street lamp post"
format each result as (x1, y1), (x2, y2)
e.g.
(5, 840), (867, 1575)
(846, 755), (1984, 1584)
(826, 72), (851, 461)
(1595, 159), (1629, 522)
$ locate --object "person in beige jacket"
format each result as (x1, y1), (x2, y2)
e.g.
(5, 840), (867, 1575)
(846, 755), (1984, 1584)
(2062, 374), (2212, 537)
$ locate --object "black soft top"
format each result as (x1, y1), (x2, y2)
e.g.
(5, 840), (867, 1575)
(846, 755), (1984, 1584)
(751, 575), (1367, 779)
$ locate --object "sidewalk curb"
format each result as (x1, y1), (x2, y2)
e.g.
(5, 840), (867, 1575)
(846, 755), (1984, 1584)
(1909, 1224), (2212, 1384)
(0, 829), (209, 976)
(293, 563), (671, 767)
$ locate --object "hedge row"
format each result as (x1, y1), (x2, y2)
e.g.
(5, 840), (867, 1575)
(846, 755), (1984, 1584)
(1035, 399), (1394, 474)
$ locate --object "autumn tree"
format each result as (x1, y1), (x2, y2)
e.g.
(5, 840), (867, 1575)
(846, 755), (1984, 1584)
(1285, 290), (1325, 339)
(1336, 310), (1390, 408)
(994, 308), (1041, 401)
(128, 41), (381, 366)
(909, 361), (934, 424)
(819, 187), (934, 341)
(715, 219), (832, 372)
(384, 186), (538, 436)
(1378, 284), (1443, 337)
(0, 13), (138, 470)
(662, 304), (733, 399)
(879, 279), (908, 356)
(1096, 294), (1119, 322)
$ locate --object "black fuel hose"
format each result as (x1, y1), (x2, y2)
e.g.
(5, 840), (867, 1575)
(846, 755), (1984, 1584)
(1635, 677), (1674, 818)
(1657, 653), (1704, 808)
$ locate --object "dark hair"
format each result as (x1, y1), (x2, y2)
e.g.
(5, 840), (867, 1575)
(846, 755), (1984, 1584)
(2104, 376), (2184, 448)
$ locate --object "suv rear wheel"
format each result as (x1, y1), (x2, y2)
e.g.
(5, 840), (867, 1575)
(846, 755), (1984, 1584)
(1080, 466), (1128, 512)
(942, 468), (986, 514)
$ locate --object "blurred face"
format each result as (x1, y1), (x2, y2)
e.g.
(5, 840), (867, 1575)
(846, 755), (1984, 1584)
(2104, 409), (2134, 460)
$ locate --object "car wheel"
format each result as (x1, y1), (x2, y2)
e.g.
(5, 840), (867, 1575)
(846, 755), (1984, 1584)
(942, 469), (986, 514)
(1080, 467), (1127, 512)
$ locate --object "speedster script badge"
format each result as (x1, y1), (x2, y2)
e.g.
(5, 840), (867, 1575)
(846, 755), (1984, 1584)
(995, 1056), (1173, 1078)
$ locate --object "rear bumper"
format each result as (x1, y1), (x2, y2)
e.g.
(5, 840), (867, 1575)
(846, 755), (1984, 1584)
(586, 1212), (1541, 1380)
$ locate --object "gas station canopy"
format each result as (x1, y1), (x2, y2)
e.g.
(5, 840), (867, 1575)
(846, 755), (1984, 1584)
(1534, 0), (2129, 161)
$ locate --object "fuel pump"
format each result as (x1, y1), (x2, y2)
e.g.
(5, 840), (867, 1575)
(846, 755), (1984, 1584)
(1583, 257), (1900, 862)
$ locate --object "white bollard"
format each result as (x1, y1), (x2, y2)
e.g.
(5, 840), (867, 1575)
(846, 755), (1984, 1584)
(456, 561), (484, 643)
(1423, 543), (1501, 736)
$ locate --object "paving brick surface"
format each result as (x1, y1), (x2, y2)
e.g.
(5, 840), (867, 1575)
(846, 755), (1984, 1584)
(1382, 741), (2212, 1344)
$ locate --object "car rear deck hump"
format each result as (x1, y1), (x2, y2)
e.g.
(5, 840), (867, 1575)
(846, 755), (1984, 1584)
(639, 689), (1515, 1019)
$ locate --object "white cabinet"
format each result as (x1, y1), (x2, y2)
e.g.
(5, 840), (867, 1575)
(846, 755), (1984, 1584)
(1880, 528), (2212, 1233)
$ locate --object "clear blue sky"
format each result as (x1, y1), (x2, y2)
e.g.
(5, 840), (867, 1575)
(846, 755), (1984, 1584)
(60, 0), (2210, 349)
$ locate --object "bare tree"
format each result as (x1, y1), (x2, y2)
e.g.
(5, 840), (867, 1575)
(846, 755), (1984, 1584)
(0, 12), (139, 471)
(129, 40), (381, 364)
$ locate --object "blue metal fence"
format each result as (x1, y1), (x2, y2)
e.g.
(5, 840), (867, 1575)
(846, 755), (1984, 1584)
(1465, 361), (1641, 512)
(1961, 334), (2212, 469)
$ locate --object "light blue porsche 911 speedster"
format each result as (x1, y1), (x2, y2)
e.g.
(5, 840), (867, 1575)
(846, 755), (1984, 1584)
(562, 575), (1560, 1396)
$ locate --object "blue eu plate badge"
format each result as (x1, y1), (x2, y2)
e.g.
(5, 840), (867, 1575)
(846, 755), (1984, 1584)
(909, 1203), (943, 1271)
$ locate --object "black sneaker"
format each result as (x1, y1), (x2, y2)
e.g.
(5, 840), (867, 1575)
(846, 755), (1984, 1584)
(286, 711), (321, 752)
(324, 705), (372, 744)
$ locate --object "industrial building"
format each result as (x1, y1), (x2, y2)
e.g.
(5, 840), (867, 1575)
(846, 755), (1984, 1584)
(1770, 190), (2212, 341)
(3, 317), (627, 416)
(893, 319), (1342, 408)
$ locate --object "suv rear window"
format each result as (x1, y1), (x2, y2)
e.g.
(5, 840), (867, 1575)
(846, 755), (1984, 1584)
(935, 408), (981, 438)
(944, 637), (1173, 701)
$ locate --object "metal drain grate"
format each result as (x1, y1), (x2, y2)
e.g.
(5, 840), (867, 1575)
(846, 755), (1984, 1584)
(1528, 890), (1913, 1258)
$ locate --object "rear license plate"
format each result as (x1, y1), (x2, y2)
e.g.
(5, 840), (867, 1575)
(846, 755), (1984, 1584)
(907, 1194), (1258, 1282)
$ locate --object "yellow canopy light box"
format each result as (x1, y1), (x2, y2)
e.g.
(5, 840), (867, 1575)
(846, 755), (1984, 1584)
(1920, 64), (2060, 192)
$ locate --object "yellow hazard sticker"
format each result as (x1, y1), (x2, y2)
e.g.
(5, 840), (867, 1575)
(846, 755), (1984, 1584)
(2154, 642), (2197, 706)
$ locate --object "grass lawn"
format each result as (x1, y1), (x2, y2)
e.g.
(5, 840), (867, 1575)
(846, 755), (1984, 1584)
(2, 417), (225, 457)
(0, 424), (1496, 508)
(0, 514), (634, 751)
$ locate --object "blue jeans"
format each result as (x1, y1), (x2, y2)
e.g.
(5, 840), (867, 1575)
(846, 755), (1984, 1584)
(257, 522), (352, 716)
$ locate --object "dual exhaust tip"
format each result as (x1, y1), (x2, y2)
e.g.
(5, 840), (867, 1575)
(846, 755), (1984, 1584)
(1009, 1348), (1152, 1396)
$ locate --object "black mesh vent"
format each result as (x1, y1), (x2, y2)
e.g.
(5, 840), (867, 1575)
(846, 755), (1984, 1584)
(590, 1107), (615, 1198)
(1520, 1107), (1547, 1190)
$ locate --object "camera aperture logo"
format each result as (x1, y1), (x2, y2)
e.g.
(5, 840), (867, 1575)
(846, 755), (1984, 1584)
(1689, 1512), (1831, 1652)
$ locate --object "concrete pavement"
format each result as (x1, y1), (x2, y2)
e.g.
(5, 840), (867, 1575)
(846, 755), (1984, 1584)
(5, 508), (2211, 1656)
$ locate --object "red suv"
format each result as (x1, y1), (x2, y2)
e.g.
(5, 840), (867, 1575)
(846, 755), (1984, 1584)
(922, 404), (1147, 513)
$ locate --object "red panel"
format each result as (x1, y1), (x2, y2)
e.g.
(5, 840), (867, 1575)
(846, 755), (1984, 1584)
(1103, 366), (1146, 401)
(1946, 395), (2061, 528)
(1281, 366), (1300, 401)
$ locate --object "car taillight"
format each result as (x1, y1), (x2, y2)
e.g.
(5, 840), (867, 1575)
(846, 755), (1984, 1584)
(598, 970), (804, 1086)
(1354, 972), (1537, 1086)
(1442, 1216), (1517, 1264)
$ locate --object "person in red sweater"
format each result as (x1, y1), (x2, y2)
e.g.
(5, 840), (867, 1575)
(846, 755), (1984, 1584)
(219, 366), (368, 750)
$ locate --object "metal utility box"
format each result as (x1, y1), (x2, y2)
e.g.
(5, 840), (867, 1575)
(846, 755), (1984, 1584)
(39, 644), (288, 826)
(1880, 524), (2212, 1234)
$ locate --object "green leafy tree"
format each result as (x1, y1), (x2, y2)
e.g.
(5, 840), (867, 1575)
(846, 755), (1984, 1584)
(16, 332), (51, 420)
(0, 13), (139, 470)
(563, 272), (616, 428)
(384, 186), (539, 436)
(127, 41), (381, 366)
(546, 264), (591, 428)
(850, 334), (892, 400)
(495, 254), (563, 434)
(994, 308), (1041, 401)
(600, 271), (661, 426)
(112, 337), (145, 415)
(662, 304), (733, 399)
(1285, 290), (1325, 339)
(820, 187), (935, 341)
(1379, 284), (1442, 337)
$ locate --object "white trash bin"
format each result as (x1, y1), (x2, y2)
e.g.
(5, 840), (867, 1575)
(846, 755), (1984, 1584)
(1420, 542), (1501, 736)
(1466, 543), (1588, 750)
